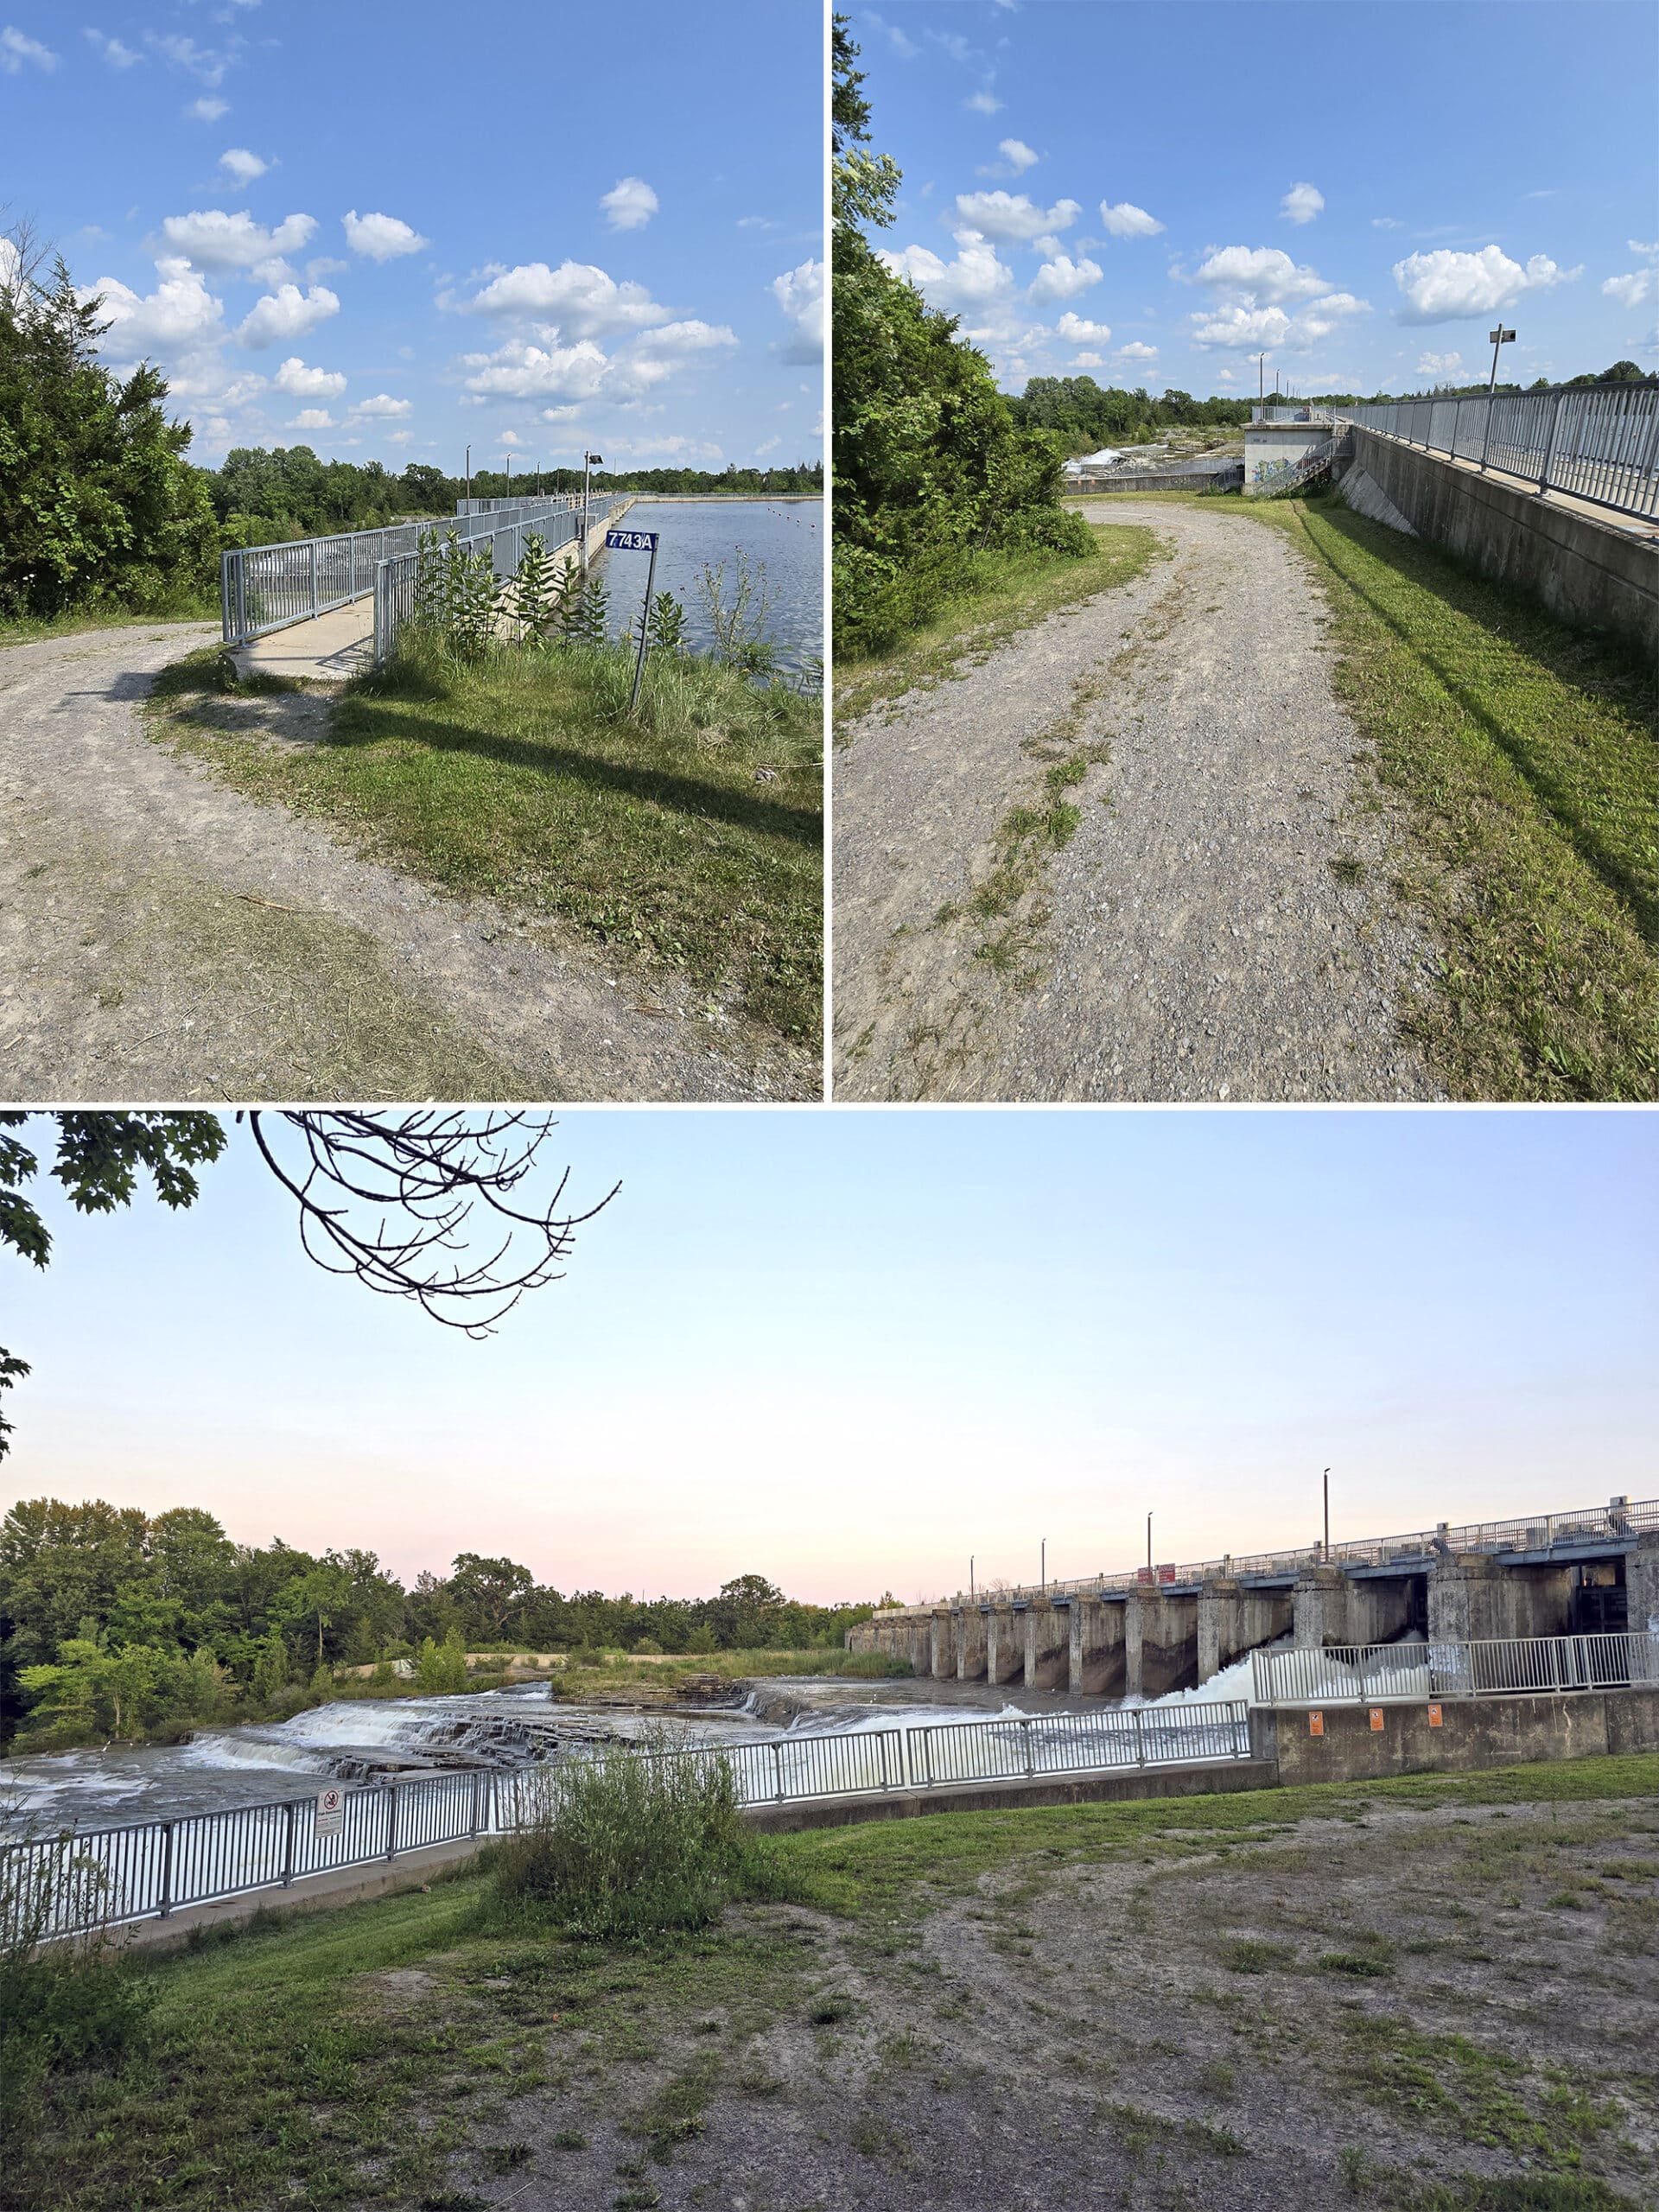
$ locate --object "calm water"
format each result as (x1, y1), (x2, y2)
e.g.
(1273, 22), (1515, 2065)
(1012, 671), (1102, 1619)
(599, 498), (823, 682)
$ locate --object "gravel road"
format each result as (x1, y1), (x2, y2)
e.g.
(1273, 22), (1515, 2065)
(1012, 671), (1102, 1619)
(834, 499), (1441, 1102)
(0, 625), (807, 1103)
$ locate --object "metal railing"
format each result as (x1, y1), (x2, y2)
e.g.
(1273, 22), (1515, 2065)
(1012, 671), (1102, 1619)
(219, 498), (607, 647)
(372, 495), (631, 666)
(866, 1495), (1658, 1618)
(1246, 438), (1338, 499)
(1251, 1630), (1659, 1708)
(1334, 379), (1659, 524)
(3, 1700), (1253, 1942)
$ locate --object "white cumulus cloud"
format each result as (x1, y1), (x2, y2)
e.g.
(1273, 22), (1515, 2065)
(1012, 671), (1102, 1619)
(0, 24), (55, 71)
(460, 338), (612, 402)
(342, 209), (429, 261)
(998, 138), (1039, 173)
(1193, 245), (1326, 302)
(219, 149), (268, 184)
(351, 393), (412, 417)
(462, 260), (670, 338)
(1099, 200), (1164, 238)
(288, 409), (334, 430)
(160, 209), (316, 271)
(273, 356), (346, 397)
(1116, 340), (1159, 361)
(236, 282), (340, 348)
(1055, 311), (1112, 344)
(1029, 254), (1102, 303)
(1191, 290), (1367, 351)
(186, 95), (228, 120)
(1392, 245), (1578, 323)
(601, 176), (658, 232)
(1281, 181), (1325, 225)
(87, 256), (225, 353)
(952, 191), (1080, 243)
(634, 318), (737, 354)
(880, 229), (1017, 332)
(1603, 269), (1656, 308)
(772, 258), (823, 362)
(1416, 350), (1465, 378)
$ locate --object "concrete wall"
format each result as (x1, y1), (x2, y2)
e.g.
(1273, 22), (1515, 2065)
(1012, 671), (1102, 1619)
(1294, 1569), (1422, 1649)
(1072, 467), (1242, 494)
(1198, 1580), (1295, 1681)
(1070, 1598), (1127, 1696)
(1344, 426), (1659, 659)
(1427, 1554), (1574, 1643)
(1258, 1682), (1659, 1789)
(1023, 1601), (1070, 1691)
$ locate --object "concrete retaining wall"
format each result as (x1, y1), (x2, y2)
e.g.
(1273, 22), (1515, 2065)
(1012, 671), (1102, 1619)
(1073, 468), (1241, 495)
(1344, 426), (1659, 658)
(1257, 1682), (1659, 1789)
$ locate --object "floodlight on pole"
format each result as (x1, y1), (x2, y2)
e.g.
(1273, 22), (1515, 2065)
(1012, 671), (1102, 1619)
(1480, 327), (1516, 472)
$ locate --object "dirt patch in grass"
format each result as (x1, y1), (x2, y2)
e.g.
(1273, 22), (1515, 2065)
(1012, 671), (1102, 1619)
(150, 637), (823, 1046)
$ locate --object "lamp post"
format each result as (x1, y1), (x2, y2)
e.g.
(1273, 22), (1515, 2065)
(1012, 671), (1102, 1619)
(1040, 1538), (1046, 1595)
(969, 1554), (975, 1602)
(581, 450), (603, 564)
(1323, 1467), (1331, 1560)
(1147, 1513), (1153, 1575)
(464, 444), (471, 510)
(1480, 326), (1516, 472)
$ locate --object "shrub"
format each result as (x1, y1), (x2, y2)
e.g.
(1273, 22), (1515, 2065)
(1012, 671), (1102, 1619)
(492, 1731), (762, 1939)
(0, 1831), (154, 2142)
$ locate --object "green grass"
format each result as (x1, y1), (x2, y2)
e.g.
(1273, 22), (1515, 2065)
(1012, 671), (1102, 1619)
(13, 1751), (1656, 2209)
(145, 634), (823, 1043)
(1248, 495), (1659, 1099)
(0, 601), (217, 649)
(833, 524), (1166, 725)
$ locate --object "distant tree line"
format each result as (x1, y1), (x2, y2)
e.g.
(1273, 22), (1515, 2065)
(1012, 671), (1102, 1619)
(0, 1497), (876, 1748)
(1014, 361), (1657, 457)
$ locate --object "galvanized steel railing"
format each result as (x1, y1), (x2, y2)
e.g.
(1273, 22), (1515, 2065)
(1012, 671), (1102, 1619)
(219, 498), (601, 647)
(1250, 1629), (1659, 1709)
(868, 1494), (1658, 1618)
(3, 1700), (1254, 1941)
(1334, 380), (1659, 524)
(372, 495), (631, 667)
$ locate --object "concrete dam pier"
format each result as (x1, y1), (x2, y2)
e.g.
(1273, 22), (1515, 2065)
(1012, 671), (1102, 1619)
(847, 1497), (1659, 1698)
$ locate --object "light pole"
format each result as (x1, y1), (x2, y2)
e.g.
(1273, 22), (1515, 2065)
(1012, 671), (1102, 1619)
(504, 450), (512, 495)
(1040, 1538), (1046, 1594)
(464, 444), (471, 510)
(1146, 1512), (1153, 1574)
(1480, 326), (1516, 472)
(1323, 1467), (1331, 1560)
(1257, 352), (1267, 405)
(581, 450), (603, 564)
(969, 1554), (975, 1602)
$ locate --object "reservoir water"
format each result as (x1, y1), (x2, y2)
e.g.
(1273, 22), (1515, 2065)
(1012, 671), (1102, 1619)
(599, 497), (823, 683)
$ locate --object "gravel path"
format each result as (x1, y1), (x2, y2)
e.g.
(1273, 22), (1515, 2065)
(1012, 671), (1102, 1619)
(834, 500), (1441, 1101)
(0, 625), (804, 1103)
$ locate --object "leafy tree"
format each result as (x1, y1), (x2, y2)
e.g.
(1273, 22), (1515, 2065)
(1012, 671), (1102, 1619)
(830, 17), (1089, 658)
(250, 1625), (289, 1702)
(0, 234), (218, 618)
(416, 1629), (468, 1694)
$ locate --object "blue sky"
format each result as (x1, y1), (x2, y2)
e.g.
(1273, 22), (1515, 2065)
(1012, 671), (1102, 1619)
(0, 0), (823, 472)
(3, 1109), (1654, 1605)
(849, 0), (1659, 401)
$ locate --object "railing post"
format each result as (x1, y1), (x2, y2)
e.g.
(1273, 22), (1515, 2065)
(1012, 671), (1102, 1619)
(158, 1821), (175, 1918)
(1535, 390), (1561, 495)
(309, 539), (320, 619)
(469, 1771), (480, 1840)
(385, 1783), (398, 1864)
(282, 1798), (297, 1888)
(770, 1742), (785, 1804)
(1132, 1708), (1147, 1766)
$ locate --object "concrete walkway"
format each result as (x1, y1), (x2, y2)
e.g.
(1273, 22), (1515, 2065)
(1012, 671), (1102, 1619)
(232, 596), (376, 684)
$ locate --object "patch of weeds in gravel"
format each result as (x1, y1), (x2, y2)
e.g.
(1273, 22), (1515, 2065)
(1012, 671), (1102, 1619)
(1336, 2011), (1618, 2168)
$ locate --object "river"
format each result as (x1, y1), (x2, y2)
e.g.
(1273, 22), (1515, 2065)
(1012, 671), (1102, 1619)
(599, 498), (823, 683)
(0, 1651), (1263, 1840)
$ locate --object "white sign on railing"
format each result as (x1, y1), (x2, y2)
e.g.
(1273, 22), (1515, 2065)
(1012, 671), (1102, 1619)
(314, 1787), (345, 1838)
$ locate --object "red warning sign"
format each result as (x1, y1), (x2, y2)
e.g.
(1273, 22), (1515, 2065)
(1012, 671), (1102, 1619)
(1369, 1707), (1385, 1732)
(1308, 1711), (1325, 1737)
(1427, 1703), (1443, 1728)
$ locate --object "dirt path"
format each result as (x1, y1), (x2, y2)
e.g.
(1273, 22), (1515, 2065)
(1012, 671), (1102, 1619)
(0, 625), (803, 1102)
(834, 500), (1441, 1102)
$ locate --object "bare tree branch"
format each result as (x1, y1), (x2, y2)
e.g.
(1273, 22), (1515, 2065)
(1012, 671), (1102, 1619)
(239, 1110), (619, 1335)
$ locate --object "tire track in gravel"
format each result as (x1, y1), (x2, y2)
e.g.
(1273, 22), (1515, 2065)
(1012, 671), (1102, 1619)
(833, 499), (1442, 1102)
(0, 624), (808, 1103)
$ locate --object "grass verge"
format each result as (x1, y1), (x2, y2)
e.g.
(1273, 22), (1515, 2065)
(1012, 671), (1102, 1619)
(833, 524), (1166, 727)
(145, 632), (823, 1043)
(1249, 494), (1659, 1099)
(9, 1751), (1656, 2208)
(0, 602), (217, 650)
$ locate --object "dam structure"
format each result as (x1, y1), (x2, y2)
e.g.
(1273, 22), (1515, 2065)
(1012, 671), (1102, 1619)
(846, 1494), (1659, 1699)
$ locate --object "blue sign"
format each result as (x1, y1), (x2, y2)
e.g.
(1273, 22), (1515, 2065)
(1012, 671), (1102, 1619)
(605, 529), (658, 552)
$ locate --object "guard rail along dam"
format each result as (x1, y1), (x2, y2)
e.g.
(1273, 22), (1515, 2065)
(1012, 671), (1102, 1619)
(845, 1493), (1659, 1698)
